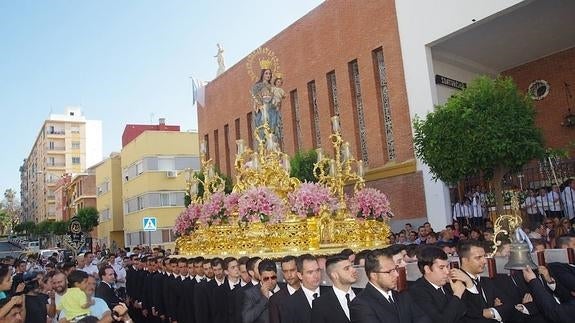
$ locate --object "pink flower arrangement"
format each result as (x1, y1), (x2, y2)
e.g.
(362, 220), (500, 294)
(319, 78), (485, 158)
(238, 187), (286, 223)
(223, 192), (241, 217)
(173, 203), (202, 236)
(201, 192), (226, 225)
(349, 188), (392, 221)
(288, 182), (338, 217)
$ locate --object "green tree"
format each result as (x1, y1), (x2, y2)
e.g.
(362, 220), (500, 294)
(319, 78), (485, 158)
(14, 221), (36, 237)
(34, 220), (54, 235)
(413, 76), (545, 213)
(52, 220), (69, 236)
(76, 207), (99, 232)
(290, 149), (319, 183)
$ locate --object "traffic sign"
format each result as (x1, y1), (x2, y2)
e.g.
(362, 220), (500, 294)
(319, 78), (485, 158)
(143, 217), (157, 232)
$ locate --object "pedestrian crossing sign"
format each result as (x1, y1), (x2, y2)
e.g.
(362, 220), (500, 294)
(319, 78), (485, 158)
(143, 217), (157, 232)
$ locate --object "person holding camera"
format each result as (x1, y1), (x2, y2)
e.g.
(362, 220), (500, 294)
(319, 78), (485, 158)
(20, 271), (55, 323)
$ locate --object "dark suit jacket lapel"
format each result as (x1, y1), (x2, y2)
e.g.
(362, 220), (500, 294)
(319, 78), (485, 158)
(364, 283), (395, 320)
(325, 287), (348, 321)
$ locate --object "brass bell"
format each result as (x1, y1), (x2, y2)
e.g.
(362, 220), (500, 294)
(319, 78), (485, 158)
(504, 242), (538, 270)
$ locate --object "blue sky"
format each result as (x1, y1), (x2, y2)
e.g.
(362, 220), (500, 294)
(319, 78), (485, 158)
(0, 0), (323, 198)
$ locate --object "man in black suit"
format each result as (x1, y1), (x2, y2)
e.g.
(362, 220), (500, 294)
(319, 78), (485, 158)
(408, 246), (467, 323)
(523, 265), (575, 323)
(457, 240), (512, 322)
(547, 234), (575, 303)
(283, 254), (326, 323)
(213, 257), (241, 323)
(349, 248), (431, 323)
(312, 254), (360, 323)
(269, 255), (300, 323)
(175, 257), (195, 323)
(241, 259), (280, 323)
(95, 265), (121, 309)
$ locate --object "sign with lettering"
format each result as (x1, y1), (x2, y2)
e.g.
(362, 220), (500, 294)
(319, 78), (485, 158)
(435, 75), (466, 90)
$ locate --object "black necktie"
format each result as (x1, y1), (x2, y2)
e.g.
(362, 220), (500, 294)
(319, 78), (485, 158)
(387, 295), (394, 304)
(474, 278), (487, 304)
(313, 292), (319, 299)
(345, 293), (351, 306)
(387, 294), (399, 312)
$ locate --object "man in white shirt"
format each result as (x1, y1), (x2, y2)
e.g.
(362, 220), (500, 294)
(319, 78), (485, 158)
(457, 240), (512, 322)
(522, 189), (542, 225)
(82, 252), (99, 277)
(269, 255), (300, 323)
(561, 179), (575, 219)
(409, 246), (467, 323)
(311, 254), (359, 322)
(350, 249), (430, 323)
(547, 185), (563, 219)
(283, 254), (324, 323)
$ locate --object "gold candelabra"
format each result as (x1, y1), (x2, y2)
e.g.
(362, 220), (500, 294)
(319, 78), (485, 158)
(314, 115), (365, 219)
(233, 108), (299, 198)
(184, 141), (225, 203)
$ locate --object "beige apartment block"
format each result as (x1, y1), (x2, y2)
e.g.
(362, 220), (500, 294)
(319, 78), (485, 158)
(20, 107), (102, 222)
(94, 152), (125, 249)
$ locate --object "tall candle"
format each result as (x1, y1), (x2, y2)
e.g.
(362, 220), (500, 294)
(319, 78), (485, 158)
(262, 106), (268, 124)
(190, 181), (198, 196)
(342, 142), (350, 161)
(236, 139), (244, 155)
(283, 155), (291, 173)
(200, 140), (207, 154)
(252, 153), (259, 170)
(331, 115), (340, 133)
(316, 148), (324, 162)
(266, 133), (275, 151)
(357, 160), (364, 177)
(329, 160), (336, 176)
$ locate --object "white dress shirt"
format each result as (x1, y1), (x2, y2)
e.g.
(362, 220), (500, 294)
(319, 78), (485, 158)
(332, 286), (355, 319)
(301, 285), (321, 308)
(287, 284), (298, 295)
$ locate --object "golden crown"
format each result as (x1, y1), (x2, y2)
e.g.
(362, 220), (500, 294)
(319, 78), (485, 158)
(259, 59), (272, 70)
(274, 72), (283, 79)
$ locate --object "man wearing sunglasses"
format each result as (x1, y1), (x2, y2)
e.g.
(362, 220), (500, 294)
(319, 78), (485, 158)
(241, 259), (279, 323)
(350, 248), (431, 323)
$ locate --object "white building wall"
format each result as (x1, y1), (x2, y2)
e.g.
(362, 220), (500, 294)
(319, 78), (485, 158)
(395, 0), (527, 230)
(85, 120), (103, 169)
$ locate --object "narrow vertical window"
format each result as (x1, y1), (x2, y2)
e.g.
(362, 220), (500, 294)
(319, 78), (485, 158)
(307, 81), (321, 147)
(204, 134), (210, 159)
(247, 112), (253, 149)
(213, 129), (220, 170)
(224, 124), (231, 175)
(290, 89), (302, 151)
(373, 48), (396, 161)
(326, 71), (340, 116)
(234, 118), (241, 140)
(349, 60), (369, 165)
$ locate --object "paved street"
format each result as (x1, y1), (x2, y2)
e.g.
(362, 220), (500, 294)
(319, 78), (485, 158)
(0, 239), (24, 259)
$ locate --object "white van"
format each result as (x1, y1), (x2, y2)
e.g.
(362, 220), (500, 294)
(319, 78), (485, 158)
(25, 241), (40, 252)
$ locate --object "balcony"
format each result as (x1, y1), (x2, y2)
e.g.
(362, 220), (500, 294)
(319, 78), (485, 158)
(46, 129), (65, 135)
(46, 162), (66, 167)
(46, 146), (66, 152)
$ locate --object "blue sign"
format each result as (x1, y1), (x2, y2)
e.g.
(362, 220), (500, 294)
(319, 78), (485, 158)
(143, 217), (157, 232)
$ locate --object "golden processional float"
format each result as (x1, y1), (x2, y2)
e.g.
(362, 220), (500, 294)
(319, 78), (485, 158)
(174, 48), (392, 258)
